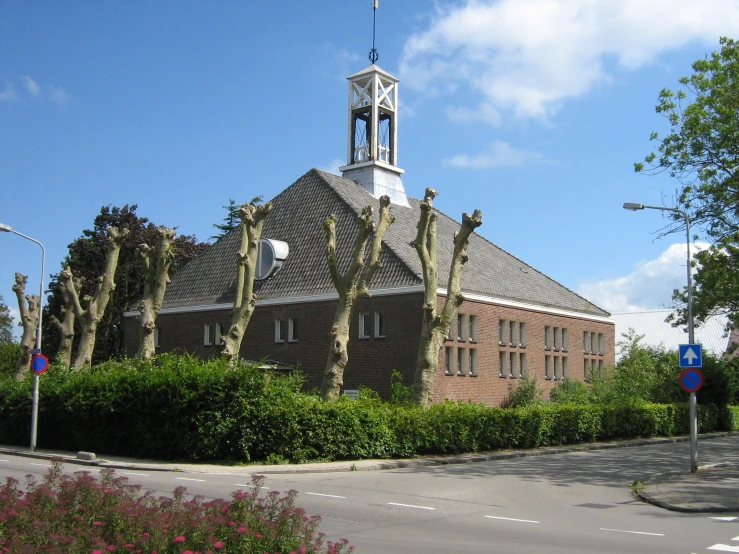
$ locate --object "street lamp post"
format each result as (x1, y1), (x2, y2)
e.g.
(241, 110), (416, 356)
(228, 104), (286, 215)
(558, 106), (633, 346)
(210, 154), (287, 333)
(0, 223), (45, 452)
(623, 202), (697, 472)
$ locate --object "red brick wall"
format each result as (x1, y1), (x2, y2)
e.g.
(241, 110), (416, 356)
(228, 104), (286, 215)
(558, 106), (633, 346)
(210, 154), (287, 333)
(123, 293), (615, 407)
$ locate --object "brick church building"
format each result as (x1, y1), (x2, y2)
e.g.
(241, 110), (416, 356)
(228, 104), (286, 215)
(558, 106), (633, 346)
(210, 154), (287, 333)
(123, 63), (615, 406)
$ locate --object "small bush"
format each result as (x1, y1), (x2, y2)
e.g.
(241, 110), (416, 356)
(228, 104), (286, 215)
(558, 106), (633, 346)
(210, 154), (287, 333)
(389, 369), (413, 405)
(0, 342), (21, 377)
(504, 376), (543, 408)
(549, 379), (589, 404)
(0, 460), (353, 553)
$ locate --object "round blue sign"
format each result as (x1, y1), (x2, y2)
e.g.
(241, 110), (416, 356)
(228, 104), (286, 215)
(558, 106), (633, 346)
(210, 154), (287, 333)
(679, 368), (703, 392)
(31, 354), (49, 375)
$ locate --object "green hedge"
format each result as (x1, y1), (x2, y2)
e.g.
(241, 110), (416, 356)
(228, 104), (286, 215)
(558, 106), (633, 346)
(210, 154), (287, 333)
(0, 356), (731, 463)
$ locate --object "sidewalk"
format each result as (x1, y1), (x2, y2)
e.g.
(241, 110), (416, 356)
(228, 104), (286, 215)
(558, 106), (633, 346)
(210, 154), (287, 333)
(2, 433), (738, 512)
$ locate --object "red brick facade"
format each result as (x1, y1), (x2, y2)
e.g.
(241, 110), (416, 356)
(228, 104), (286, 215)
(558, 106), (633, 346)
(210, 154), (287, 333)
(123, 292), (615, 406)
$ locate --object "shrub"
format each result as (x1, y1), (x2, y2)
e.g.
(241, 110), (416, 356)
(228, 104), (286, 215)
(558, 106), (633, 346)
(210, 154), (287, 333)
(389, 369), (413, 405)
(0, 342), (21, 377)
(549, 379), (589, 404)
(0, 460), (353, 553)
(504, 376), (543, 408)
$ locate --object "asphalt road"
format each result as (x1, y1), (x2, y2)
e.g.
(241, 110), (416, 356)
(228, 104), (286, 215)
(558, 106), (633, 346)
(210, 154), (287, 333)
(1, 436), (738, 553)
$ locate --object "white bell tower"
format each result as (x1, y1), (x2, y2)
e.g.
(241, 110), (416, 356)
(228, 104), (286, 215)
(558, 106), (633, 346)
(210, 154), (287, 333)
(340, 2), (409, 207)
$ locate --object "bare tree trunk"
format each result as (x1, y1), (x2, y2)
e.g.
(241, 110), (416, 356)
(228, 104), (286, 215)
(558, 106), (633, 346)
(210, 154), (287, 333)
(60, 226), (128, 369)
(12, 273), (40, 380)
(222, 202), (273, 362)
(321, 196), (394, 401)
(411, 188), (482, 407)
(136, 227), (176, 360)
(50, 310), (75, 368)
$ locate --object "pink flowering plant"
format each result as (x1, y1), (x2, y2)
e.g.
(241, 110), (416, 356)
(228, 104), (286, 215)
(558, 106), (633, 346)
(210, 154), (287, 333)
(0, 460), (353, 553)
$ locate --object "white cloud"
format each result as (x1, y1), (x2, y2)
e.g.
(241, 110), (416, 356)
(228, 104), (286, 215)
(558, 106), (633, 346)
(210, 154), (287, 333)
(446, 103), (502, 126)
(400, 0), (739, 122)
(0, 84), (18, 101)
(22, 75), (40, 96)
(443, 140), (544, 168)
(577, 242), (710, 313)
(48, 85), (70, 106)
(318, 158), (344, 175)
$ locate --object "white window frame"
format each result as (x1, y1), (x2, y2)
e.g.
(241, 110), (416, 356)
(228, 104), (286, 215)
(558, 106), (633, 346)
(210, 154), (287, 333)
(445, 346), (454, 375)
(469, 315), (478, 343)
(204, 324), (213, 346)
(359, 312), (371, 339)
(288, 318), (298, 342)
(274, 319), (285, 343)
(374, 312), (386, 338)
(469, 349), (478, 376)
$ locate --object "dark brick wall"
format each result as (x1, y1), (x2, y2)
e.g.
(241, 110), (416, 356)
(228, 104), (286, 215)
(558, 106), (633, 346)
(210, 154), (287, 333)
(123, 293), (615, 406)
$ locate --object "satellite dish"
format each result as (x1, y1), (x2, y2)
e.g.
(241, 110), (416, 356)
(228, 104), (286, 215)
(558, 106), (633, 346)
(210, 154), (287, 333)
(256, 239), (289, 281)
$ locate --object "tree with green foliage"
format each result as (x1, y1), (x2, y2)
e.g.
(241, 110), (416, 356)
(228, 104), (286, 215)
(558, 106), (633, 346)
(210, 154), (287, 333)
(210, 197), (263, 242)
(0, 295), (13, 344)
(635, 37), (739, 331)
(43, 205), (209, 364)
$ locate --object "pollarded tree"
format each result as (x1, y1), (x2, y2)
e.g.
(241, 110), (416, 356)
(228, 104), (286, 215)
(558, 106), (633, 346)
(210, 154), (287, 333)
(411, 188), (482, 407)
(320, 196), (394, 401)
(60, 226), (129, 368)
(49, 278), (77, 367)
(12, 273), (40, 380)
(635, 37), (739, 332)
(222, 201), (273, 362)
(136, 226), (176, 360)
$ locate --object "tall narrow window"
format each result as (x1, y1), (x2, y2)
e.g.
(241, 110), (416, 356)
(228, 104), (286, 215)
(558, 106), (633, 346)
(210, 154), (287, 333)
(591, 333), (597, 354)
(584, 358), (591, 380)
(554, 356), (561, 379)
(562, 328), (569, 352)
(545, 326), (552, 350)
(445, 347), (454, 375)
(597, 359), (604, 379)
(447, 317), (455, 341)
(562, 357), (569, 379)
(509, 321), (517, 346)
(499, 351), (506, 377)
(359, 312), (371, 339)
(499, 320), (507, 345)
(274, 319), (285, 343)
(154, 327), (160, 349)
(374, 312), (386, 338)
(545, 355), (552, 379)
(583, 331), (590, 353)
(288, 318), (298, 342)
(519, 322), (527, 347)
(469, 315), (478, 342)
(457, 348), (466, 375)
(509, 352), (517, 378)
(554, 327), (561, 351)
(469, 349), (478, 376)
(519, 352), (527, 378)
(457, 314), (466, 341)
(204, 324), (213, 346)
(598, 333), (604, 355)
(214, 323), (222, 346)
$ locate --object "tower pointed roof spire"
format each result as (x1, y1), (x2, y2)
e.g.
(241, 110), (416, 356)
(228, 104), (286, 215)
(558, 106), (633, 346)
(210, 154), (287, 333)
(369, 0), (379, 64)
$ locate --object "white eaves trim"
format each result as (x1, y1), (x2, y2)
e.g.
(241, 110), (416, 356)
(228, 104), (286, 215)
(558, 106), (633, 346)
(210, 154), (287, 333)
(123, 285), (612, 324)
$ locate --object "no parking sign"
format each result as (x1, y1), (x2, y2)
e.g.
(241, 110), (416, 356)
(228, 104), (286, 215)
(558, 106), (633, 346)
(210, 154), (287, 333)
(31, 353), (49, 375)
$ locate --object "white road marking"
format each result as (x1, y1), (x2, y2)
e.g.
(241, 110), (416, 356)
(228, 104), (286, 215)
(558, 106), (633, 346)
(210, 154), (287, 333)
(306, 492), (346, 499)
(123, 472), (149, 476)
(600, 528), (664, 537)
(485, 516), (540, 524)
(175, 477), (206, 482)
(234, 484), (269, 489)
(30, 463), (51, 467)
(710, 517), (738, 522)
(0, 459), (8, 462)
(733, 536), (739, 541)
(708, 545), (739, 552)
(388, 502), (435, 510)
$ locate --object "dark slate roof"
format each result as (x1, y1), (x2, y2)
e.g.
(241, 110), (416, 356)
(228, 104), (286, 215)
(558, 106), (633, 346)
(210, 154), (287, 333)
(163, 169), (609, 317)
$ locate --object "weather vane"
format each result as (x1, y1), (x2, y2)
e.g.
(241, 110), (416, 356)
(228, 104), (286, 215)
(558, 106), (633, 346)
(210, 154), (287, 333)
(369, 0), (379, 64)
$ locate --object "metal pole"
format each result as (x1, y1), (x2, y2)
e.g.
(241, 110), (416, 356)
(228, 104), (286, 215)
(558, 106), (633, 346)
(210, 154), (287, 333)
(684, 214), (697, 472)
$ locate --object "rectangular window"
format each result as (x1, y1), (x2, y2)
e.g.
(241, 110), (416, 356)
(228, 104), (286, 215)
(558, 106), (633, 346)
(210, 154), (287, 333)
(445, 347), (454, 375)
(519, 352), (527, 378)
(554, 356), (561, 379)
(597, 359), (604, 378)
(469, 349), (478, 376)
(545, 355), (552, 379)
(499, 319), (507, 345)
(583, 331), (590, 353)
(499, 351), (506, 377)
(274, 319), (285, 343)
(204, 324), (213, 346)
(457, 348), (466, 375)
(447, 318), (455, 341)
(154, 327), (160, 349)
(562, 356), (569, 379)
(519, 322), (527, 347)
(469, 315), (478, 342)
(457, 314), (466, 341)
(374, 312), (386, 338)
(214, 323), (222, 346)
(562, 328), (568, 352)
(598, 333), (604, 355)
(545, 326), (552, 350)
(554, 327), (561, 351)
(584, 358), (591, 380)
(359, 312), (371, 339)
(509, 321), (517, 346)
(509, 351), (517, 378)
(288, 318), (298, 342)
(591, 333), (597, 355)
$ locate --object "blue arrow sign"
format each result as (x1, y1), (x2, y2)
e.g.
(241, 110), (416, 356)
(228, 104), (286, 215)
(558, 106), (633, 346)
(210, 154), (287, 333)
(679, 344), (703, 368)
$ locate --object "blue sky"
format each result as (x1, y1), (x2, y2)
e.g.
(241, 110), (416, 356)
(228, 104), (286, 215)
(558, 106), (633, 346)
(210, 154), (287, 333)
(2, 0), (738, 332)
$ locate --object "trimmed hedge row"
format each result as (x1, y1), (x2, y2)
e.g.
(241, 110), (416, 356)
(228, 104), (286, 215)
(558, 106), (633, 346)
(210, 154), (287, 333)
(0, 356), (734, 463)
